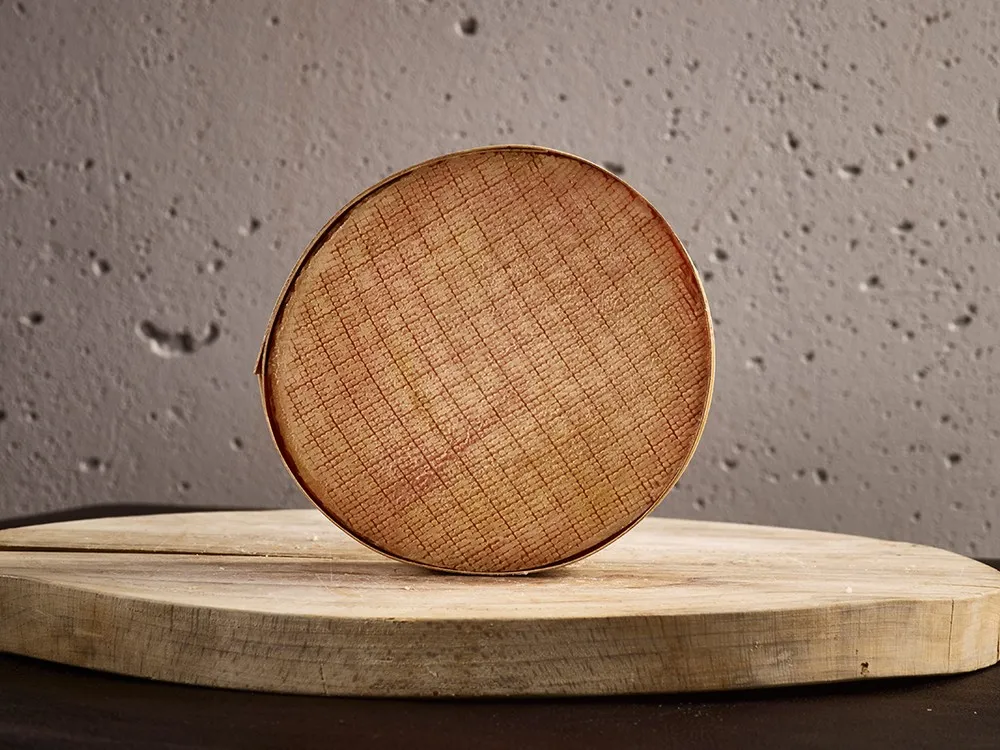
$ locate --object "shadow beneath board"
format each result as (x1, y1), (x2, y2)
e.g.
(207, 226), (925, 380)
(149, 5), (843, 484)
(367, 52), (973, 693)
(0, 652), (998, 750)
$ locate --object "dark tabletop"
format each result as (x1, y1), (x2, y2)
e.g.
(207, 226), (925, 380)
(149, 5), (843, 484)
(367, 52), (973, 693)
(2, 506), (998, 750)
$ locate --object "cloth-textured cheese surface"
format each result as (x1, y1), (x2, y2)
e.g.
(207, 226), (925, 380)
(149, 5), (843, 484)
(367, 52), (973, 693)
(264, 148), (712, 573)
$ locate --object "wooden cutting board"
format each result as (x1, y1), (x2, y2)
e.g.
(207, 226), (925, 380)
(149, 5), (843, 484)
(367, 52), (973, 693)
(1, 510), (998, 698)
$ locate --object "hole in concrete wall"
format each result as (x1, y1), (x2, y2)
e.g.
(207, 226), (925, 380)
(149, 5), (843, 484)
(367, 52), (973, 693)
(239, 217), (262, 237)
(136, 320), (220, 358)
(949, 313), (973, 330)
(813, 468), (829, 484)
(859, 274), (882, 291)
(928, 113), (949, 130)
(196, 259), (225, 275)
(601, 161), (625, 176)
(456, 17), (478, 36)
(945, 452), (962, 467)
(838, 164), (862, 179)
(78, 457), (107, 474)
(783, 132), (800, 152)
(19, 312), (44, 326)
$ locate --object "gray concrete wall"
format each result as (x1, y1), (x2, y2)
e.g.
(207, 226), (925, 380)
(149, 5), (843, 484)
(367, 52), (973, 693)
(1, 0), (998, 554)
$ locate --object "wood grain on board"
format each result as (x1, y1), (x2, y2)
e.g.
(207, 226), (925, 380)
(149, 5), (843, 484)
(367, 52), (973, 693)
(257, 146), (714, 573)
(1, 510), (998, 697)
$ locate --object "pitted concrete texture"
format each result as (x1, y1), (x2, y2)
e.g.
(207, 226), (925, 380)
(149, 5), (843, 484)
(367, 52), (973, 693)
(1, 1), (998, 554)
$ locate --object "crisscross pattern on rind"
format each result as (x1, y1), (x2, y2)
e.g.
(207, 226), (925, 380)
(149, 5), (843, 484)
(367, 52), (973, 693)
(264, 148), (712, 572)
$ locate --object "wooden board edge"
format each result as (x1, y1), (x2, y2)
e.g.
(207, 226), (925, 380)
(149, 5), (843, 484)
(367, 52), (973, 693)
(2, 570), (998, 698)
